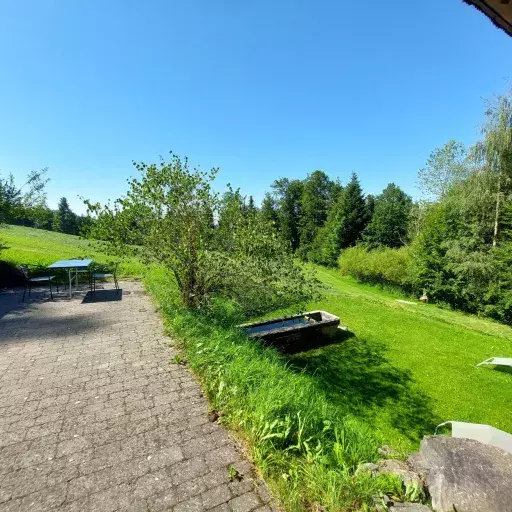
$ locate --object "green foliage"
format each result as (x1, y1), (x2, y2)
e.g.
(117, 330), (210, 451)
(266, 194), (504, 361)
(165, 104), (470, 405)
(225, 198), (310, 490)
(339, 245), (413, 291)
(266, 172), (342, 262)
(146, 262), (512, 509)
(272, 178), (303, 251)
(298, 170), (332, 258)
(211, 187), (322, 316)
(363, 183), (412, 248)
(170, 354), (186, 365)
(408, 200), (430, 240)
(308, 172), (368, 266)
(480, 93), (512, 194)
(479, 92), (512, 247)
(365, 194), (375, 218)
(227, 465), (241, 482)
(335, 172), (368, 249)
(299, 264), (512, 445)
(417, 140), (470, 201)
(86, 154), (319, 314)
(400, 88), (512, 322)
(86, 154), (219, 308)
(410, 169), (500, 314)
(0, 170), (90, 236)
(0, 168), (49, 225)
(260, 192), (279, 227)
(246, 195), (257, 216)
(144, 267), (390, 511)
(53, 197), (79, 234)
(307, 222), (342, 267)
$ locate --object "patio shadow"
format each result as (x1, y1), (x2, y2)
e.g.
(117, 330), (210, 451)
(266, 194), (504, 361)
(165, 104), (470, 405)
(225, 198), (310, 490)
(82, 289), (123, 303)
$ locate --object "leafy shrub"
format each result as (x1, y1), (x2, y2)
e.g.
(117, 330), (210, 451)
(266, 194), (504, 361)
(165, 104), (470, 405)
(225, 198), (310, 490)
(85, 154), (319, 315)
(339, 245), (414, 292)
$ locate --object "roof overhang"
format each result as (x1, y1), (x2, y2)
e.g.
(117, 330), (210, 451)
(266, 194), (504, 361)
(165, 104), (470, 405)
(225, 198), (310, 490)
(464, 0), (512, 36)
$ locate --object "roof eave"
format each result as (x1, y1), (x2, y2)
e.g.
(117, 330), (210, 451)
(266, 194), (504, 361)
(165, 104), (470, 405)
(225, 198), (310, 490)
(463, 0), (512, 37)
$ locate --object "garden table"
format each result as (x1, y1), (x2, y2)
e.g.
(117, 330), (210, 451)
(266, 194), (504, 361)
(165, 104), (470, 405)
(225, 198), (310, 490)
(47, 259), (93, 298)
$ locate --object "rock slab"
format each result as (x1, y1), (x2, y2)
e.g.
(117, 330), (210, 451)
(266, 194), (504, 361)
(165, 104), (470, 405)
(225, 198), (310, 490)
(409, 435), (512, 512)
(388, 503), (431, 511)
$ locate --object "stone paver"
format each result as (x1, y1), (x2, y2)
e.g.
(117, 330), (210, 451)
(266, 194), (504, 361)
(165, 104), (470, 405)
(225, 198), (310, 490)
(0, 282), (275, 511)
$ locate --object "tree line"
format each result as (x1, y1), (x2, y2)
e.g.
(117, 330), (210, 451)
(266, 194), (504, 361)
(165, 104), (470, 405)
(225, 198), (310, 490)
(4, 87), (512, 323)
(232, 88), (512, 324)
(0, 169), (90, 236)
(409, 90), (512, 322)
(257, 171), (412, 266)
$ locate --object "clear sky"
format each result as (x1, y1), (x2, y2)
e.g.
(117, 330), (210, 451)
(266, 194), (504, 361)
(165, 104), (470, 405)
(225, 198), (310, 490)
(0, 1), (510, 214)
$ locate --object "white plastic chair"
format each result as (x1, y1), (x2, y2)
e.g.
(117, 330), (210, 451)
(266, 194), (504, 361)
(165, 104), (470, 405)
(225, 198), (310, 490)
(435, 421), (512, 454)
(476, 357), (512, 368)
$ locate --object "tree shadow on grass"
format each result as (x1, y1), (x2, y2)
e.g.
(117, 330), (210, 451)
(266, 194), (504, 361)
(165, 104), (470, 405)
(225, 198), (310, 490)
(268, 327), (354, 355)
(288, 338), (441, 442)
(494, 365), (512, 375)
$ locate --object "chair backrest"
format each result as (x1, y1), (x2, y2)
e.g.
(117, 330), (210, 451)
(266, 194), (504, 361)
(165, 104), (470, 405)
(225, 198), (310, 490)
(18, 265), (29, 280)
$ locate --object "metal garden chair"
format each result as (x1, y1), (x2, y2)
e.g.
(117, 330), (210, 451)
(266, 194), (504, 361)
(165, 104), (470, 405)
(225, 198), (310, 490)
(19, 266), (58, 301)
(91, 261), (120, 292)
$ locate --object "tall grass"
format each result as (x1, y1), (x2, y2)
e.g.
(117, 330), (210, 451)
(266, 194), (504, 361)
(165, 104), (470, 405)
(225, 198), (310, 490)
(145, 266), (402, 511)
(338, 246), (413, 294)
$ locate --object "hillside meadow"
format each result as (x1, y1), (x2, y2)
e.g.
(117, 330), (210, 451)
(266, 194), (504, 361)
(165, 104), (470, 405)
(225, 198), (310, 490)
(2, 225), (512, 509)
(0, 224), (143, 277)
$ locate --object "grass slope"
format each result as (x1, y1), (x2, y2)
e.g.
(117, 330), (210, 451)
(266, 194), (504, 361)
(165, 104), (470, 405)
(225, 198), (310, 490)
(144, 267), (402, 511)
(4, 226), (510, 509)
(0, 224), (143, 277)
(266, 265), (512, 452)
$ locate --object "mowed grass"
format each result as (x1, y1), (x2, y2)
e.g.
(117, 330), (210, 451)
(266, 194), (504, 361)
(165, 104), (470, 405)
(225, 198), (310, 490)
(145, 264), (512, 510)
(264, 265), (512, 452)
(3, 226), (509, 452)
(0, 224), (144, 277)
(4, 226), (510, 509)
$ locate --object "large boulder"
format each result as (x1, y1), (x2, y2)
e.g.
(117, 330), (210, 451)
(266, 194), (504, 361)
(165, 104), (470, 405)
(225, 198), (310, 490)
(409, 435), (512, 512)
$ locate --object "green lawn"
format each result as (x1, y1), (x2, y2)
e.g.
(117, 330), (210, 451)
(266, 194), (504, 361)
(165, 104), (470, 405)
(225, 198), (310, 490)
(0, 224), (144, 277)
(264, 265), (512, 452)
(3, 225), (510, 454)
(4, 226), (511, 509)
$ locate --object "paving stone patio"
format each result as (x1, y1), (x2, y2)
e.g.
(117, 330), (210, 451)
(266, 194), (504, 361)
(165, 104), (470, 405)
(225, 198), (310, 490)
(0, 282), (275, 512)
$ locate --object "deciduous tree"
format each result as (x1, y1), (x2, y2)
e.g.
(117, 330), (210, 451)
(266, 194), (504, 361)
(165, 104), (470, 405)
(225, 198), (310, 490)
(85, 154), (319, 313)
(417, 141), (470, 201)
(0, 168), (49, 224)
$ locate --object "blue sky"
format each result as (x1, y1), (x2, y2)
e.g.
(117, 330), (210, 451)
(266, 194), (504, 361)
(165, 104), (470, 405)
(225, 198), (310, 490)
(0, 1), (510, 214)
